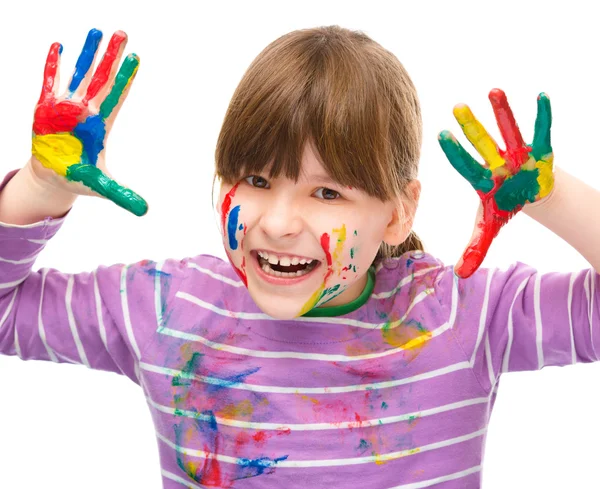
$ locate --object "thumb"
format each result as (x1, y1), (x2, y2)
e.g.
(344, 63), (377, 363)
(454, 204), (496, 279)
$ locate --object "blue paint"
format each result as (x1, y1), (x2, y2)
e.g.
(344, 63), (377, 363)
(195, 410), (218, 432)
(237, 455), (289, 476)
(227, 205), (241, 250)
(69, 29), (102, 93)
(238, 223), (244, 231)
(73, 115), (106, 166)
(207, 366), (260, 393)
(59, 44), (63, 55)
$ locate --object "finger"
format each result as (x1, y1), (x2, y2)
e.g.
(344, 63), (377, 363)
(453, 104), (506, 171)
(67, 28), (103, 96)
(66, 163), (148, 216)
(99, 53), (139, 121)
(82, 31), (128, 106)
(438, 130), (494, 193)
(488, 89), (527, 155)
(38, 42), (62, 104)
(531, 92), (552, 161)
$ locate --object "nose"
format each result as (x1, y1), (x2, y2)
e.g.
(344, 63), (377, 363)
(258, 193), (304, 240)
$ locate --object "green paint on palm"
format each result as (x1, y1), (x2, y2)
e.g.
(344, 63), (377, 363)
(66, 163), (148, 216)
(531, 93), (552, 161)
(99, 54), (139, 119)
(438, 130), (494, 193)
(495, 169), (540, 211)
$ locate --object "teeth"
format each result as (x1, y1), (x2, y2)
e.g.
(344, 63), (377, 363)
(290, 257), (299, 265)
(267, 255), (279, 265)
(279, 256), (291, 267)
(257, 251), (314, 266)
(299, 258), (307, 265)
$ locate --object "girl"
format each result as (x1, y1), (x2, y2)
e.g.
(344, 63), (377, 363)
(1, 25), (599, 488)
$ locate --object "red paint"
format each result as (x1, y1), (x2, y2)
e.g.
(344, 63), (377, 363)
(252, 431), (267, 443)
(82, 31), (127, 105)
(200, 440), (224, 487)
(38, 42), (61, 104)
(457, 180), (515, 278)
(33, 100), (85, 135)
(320, 233), (333, 282)
(489, 89), (530, 172)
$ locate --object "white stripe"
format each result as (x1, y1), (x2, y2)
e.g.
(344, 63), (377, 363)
(0, 252), (40, 264)
(388, 465), (482, 489)
(120, 266), (142, 359)
(157, 322), (450, 362)
(568, 272), (577, 365)
(26, 238), (48, 244)
(371, 266), (440, 299)
(448, 271), (458, 329)
(14, 320), (22, 359)
(484, 335), (495, 388)
(0, 218), (62, 229)
(156, 427), (486, 468)
(147, 395), (489, 431)
(176, 291), (434, 331)
(188, 262), (245, 287)
(502, 277), (529, 373)
(92, 271), (108, 351)
(139, 360), (471, 394)
(38, 269), (58, 362)
(66, 275), (90, 368)
(534, 273), (544, 369)
(587, 270), (597, 360)
(471, 269), (494, 366)
(154, 260), (166, 330)
(0, 275), (28, 289)
(0, 288), (18, 331)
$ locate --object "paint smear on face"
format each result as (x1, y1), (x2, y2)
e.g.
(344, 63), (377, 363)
(220, 183), (248, 286)
(298, 224), (346, 315)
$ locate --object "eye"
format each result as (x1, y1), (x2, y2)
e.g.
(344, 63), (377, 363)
(314, 187), (341, 200)
(245, 175), (270, 189)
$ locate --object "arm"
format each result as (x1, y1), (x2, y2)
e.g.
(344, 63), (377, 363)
(524, 167), (600, 272)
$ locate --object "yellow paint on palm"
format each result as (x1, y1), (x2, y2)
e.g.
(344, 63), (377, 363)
(535, 154), (554, 199)
(32, 133), (83, 176)
(453, 104), (505, 170)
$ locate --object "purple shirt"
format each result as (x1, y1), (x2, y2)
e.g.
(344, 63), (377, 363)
(1, 178), (598, 488)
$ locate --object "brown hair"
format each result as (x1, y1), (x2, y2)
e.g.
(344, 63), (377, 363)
(215, 25), (424, 262)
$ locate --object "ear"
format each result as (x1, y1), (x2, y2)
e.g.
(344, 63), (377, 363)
(382, 179), (421, 246)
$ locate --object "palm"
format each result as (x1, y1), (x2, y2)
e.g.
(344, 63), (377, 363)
(31, 29), (147, 216)
(438, 89), (553, 278)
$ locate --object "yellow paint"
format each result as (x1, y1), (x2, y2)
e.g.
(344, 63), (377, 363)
(298, 225), (347, 316)
(453, 105), (505, 170)
(375, 447), (421, 465)
(535, 154), (554, 199)
(218, 400), (254, 419)
(31, 133), (83, 176)
(300, 394), (320, 405)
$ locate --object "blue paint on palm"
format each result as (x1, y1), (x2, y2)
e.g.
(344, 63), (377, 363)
(74, 114), (106, 166)
(227, 205), (241, 250)
(69, 29), (102, 93)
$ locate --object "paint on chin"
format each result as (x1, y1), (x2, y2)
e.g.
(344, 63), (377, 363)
(221, 184), (248, 286)
(298, 224), (347, 315)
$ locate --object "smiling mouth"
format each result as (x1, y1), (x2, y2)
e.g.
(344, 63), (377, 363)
(255, 251), (319, 278)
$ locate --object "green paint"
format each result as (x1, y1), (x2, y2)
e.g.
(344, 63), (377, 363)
(408, 415), (418, 425)
(494, 169), (540, 211)
(350, 248), (355, 259)
(99, 54), (139, 119)
(357, 439), (371, 451)
(531, 93), (552, 161)
(67, 163), (148, 216)
(381, 402), (388, 410)
(354, 230), (358, 236)
(438, 130), (494, 193)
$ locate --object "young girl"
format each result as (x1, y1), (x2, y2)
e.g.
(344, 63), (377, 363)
(1, 25), (599, 488)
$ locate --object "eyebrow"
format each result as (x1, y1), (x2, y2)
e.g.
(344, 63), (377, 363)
(304, 174), (342, 187)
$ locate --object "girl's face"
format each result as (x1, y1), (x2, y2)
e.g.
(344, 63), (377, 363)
(218, 144), (409, 320)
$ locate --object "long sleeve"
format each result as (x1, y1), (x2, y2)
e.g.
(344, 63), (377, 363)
(0, 179), (186, 384)
(435, 262), (600, 393)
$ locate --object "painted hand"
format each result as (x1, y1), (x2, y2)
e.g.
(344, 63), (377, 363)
(31, 28), (148, 216)
(438, 89), (553, 278)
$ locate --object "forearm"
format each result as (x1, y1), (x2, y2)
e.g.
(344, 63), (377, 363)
(0, 158), (77, 225)
(524, 167), (600, 272)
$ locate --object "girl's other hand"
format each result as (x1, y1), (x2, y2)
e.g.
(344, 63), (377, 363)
(438, 89), (553, 279)
(30, 28), (148, 217)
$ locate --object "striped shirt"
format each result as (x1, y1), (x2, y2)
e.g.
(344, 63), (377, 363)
(1, 192), (599, 489)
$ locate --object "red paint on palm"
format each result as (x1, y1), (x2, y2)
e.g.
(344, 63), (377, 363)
(33, 100), (85, 135)
(82, 31), (127, 105)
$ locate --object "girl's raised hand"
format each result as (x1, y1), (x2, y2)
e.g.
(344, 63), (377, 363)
(438, 89), (553, 278)
(30, 28), (148, 216)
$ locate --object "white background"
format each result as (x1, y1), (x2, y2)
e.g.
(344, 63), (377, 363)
(0, 0), (599, 487)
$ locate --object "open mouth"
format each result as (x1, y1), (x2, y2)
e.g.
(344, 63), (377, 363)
(256, 251), (319, 278)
